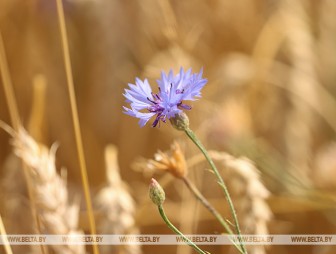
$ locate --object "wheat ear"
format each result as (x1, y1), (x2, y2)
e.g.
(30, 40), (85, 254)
(94, 145), (141, 254)
(210, 151), (272, 254)
(11, 127), (86, 254)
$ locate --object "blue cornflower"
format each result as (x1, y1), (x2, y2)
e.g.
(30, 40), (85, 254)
(123, 67), (208, 127)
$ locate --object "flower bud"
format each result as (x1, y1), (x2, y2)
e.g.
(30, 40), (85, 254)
(170, 112), (189, 131)
(149, 178), (165, 206)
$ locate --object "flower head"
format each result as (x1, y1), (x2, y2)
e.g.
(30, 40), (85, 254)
(123, 67), (207, 127)
(148, 141), (188, 178)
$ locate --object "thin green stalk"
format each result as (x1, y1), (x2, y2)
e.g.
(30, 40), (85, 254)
(184, 127), (247, 254)
(182, 176), (232, 233)
(182, 177), (244, 254)
(158, 205), (209, 254)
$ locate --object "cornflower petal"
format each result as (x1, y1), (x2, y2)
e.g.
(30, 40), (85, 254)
(123, 67), (207, 127)
(123, 106), (156, 127)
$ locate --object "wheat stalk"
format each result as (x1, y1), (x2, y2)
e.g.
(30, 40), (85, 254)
(54, 2), (98, 254)
(0, 214), (13, 254)
(0, 31), (20, 130)
(0, 30), (47, 254)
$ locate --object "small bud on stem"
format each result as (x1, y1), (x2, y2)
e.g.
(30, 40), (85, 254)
(149, 178), (165, 206)
(170, 112), (190, 131)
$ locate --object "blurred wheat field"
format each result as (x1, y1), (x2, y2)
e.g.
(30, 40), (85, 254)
(0, 0), (336, 254)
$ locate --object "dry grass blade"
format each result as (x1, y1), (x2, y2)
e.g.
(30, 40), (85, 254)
(55, 1), (98, 254)
(0, 214), (13, 254)
(0, 31), (20, 130)
(0, 30), (46, 254)
(11, 127), (86, 254)
(28, 74), (47, 142)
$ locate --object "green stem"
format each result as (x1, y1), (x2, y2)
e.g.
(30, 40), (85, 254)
(158, 205), (209, 254)
(185, 127), (247, 254)
(182, 176), (232, 233)
(182, 177), (244, 254)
